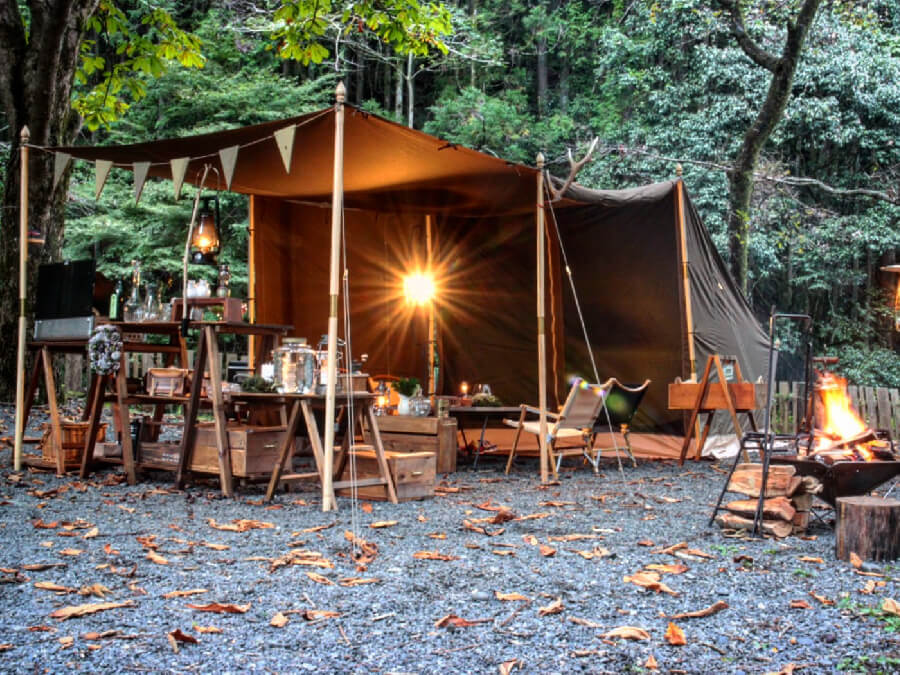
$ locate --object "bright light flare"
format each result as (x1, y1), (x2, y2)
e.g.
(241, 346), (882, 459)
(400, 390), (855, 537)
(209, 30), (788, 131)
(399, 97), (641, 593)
(403, 272), (436, 306)
(818, 373), (866, 441)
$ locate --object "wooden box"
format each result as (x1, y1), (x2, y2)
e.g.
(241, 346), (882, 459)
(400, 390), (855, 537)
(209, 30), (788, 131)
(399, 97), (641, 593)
(137, 441), (181, 467)
(145, 368), (188, 396)
(375, 415), (457, 473)
(338, 449), (435, 501)
(191, 424), (285, 478)
(668, 381), (764, 411)
(42, 421), (108, 468)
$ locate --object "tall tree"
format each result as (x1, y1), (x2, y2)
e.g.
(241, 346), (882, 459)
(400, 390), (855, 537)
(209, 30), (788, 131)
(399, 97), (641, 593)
(717, 0), (823, 292)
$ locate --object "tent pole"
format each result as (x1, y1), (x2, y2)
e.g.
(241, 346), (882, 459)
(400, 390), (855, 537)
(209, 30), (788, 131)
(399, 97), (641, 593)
(536, 153), (549, 484)
(14, 127), (30, 472)
(322, 82), (346, 512)
(247, 194), (257, 366)
(426, 214), (435, 400)
(676, 178), (697, 382)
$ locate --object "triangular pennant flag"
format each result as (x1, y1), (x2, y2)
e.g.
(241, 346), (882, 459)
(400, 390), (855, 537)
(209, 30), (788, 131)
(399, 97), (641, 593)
(52, 152), (71, 189)
(133, 161), (151, 204)
(273, 126), (296, 173)
(95, 160), (113, 200)
(170, 157), (189, 201)
(218, 145), (239, 190)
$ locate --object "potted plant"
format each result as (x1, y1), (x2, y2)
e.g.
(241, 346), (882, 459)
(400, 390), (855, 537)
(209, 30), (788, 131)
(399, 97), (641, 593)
(393, 377), (420, 415)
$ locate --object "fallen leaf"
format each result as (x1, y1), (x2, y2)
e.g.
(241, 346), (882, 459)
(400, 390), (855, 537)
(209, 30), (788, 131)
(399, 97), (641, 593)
(883, 598), (900, 616)
(413, 551), (460, 561)
(548, 533), (600, 542)
(28, 626), (54, 632)
(167, 628), (198, 653)
(270, 612), (289, 627)
(200, 542), (230, 551)
(637, 539), (654, 547)
(58, 549), (83, 557)
(572, 546), (613, 560)
(434, 613), (490, 628)
(514, 512), (551, 521)
(34, 581), (75, 593)
(344, 530), (378, 570)
(299, 523), (335, 534)
(427, 532), (447, 540)
(79, 583), (112, 598)
(163, 589), (208, 599)
(306, 572), (334, 585)
(538, 544), (556, 557)
(146, 551), (169, 565)
(539, 500), (575, 507)
(809, 591), (834, 605)
(668, 600), (729, 620)
(645, 563), (688, 575)
(522, 534), (539, 546)
(193, 625), (222, 634)
(492, 550), (516, 557)
(32, 519), (58, 529)
(499, 659), (521, 675)
(860, 580), (877, 595)
(602, 626), (650, 641)
(798, 556), (823, 564)
(623, 571), (679, 596)
(495, 592), (530, 602)
(22, 563), (65, 571)
(118, 505), (135, 514)
(361, 502), (373, 513)
(568, 616), (602, 628)
(338, 577), (380, 587)
(849, 551), (863, 569)
(135, 535), (158, 550)
(83, 527), (99, 540)
(58, 636), (74, 649)
(664, 622), (686, 646)
(187, 602), (250, 614)
(368, 520), (398, 529)
(50, 600), (135, 621)
(208, 518), (275, 532)
(301, 609), (341, 621)
(789, 599), (811, 609)
(103, 543), (119, 555)
(538, 598), (564, 617)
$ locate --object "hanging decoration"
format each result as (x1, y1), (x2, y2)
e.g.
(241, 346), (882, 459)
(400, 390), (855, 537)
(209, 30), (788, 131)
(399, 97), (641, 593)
(88, 324), (123, 375)
(170, 157), (189, 200)
(52, 152), (71, 189)
(274, 125), (296, 173)
(133, 161), (151, 204)
(218, 145), (239, 190)
(95, 159), (113, 199)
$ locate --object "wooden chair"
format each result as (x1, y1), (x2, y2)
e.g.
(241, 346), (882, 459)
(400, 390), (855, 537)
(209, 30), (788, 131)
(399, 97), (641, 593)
(504, 378), (613, 476)
(592, 378), (651, 469)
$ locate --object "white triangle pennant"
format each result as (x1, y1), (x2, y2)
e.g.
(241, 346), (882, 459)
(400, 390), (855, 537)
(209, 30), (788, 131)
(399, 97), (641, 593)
(52, 152), (71, 189)
(133, 161), (151, 204)
(219, 145), (239, 190)
(273, 125), (296, 173)
(95, 160), (113, 200)
(170, 157), (189, 201)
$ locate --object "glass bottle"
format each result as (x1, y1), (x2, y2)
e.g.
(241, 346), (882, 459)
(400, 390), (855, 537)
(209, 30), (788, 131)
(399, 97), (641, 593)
(216, 263), (231, 298)
(142, 282), (160, 322)
(109, 280), (123, 321)
(123, 260), (143, 322)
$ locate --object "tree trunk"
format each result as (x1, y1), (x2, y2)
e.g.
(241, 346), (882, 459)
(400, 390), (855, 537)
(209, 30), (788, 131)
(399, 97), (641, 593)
(0, 1), (100, 399)
(719, 0), (823, 292)
(394, 61), (403, 121)
(406, 53), (414, 128)
(535, 35), (548, 118)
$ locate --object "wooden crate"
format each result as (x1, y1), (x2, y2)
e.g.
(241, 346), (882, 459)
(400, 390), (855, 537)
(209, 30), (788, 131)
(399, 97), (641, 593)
(668, 381), (764, 410)
(145, 368), (188, 396)
(375, 415), (457, 473)
(41, 422), (108, 468)
(338, 449), (435, 501)
(191, 424), (285, 478)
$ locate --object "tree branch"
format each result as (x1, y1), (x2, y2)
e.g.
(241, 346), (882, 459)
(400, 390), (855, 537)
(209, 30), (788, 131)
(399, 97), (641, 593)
(717, 0), (779, 72)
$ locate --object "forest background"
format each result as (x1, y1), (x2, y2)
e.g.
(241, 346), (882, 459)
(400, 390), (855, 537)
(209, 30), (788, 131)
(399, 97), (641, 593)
(2, 0), (900, 392)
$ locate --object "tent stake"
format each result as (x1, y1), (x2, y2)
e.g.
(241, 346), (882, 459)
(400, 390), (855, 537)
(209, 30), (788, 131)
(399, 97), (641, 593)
(323, 82), (346, 512)
(536, 153), (549, 483)
(14, 127), (30, 472)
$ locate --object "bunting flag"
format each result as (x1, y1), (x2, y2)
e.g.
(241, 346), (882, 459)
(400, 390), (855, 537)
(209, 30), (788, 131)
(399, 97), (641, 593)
(274, 125), (296, 173)
(52, 152), (71, 189)
(170, 157), (189, 200)
(219, 145), (239, 190)
(95, 160), (113, 200)
(133, 161), (151, 204)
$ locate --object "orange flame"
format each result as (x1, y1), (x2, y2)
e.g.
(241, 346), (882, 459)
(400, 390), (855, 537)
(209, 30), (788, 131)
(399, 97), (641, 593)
(818, 373), (866, 440)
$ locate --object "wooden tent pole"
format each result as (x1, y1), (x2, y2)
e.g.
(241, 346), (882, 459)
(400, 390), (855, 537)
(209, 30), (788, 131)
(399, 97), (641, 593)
(322, 82), (346, 512)
(536, 153), (549, 483)
(675, 177), (697, 382)
(426, 214), (435, 399)
(247, 194), (257, 366)
(14, 127), (30, 471)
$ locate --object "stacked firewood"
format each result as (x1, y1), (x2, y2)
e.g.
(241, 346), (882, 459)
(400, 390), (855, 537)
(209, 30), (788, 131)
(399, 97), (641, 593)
(715, 463), (822, 538)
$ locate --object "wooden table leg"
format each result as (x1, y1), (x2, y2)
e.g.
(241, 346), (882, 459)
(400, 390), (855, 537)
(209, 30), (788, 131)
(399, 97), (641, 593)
(678, 357), (715, 465)
(22, 353), (42, 433)
(365, 403), (398, 504)
(300, 399), (336, 508)
(79, 374), (107, 479)
(41, 348), (65, 476)
(204, 325), (234, 498)
(115, 353), (137, 485)
(265, 400), (303, 502)
(175, 328), (209, 489)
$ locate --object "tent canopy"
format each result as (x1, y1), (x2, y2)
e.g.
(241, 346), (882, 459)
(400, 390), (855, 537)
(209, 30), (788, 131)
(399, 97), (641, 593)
(49, 104), (769, 434)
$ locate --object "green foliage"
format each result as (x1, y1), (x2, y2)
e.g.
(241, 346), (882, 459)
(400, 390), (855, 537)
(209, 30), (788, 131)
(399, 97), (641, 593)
(394, 376), (420, 397)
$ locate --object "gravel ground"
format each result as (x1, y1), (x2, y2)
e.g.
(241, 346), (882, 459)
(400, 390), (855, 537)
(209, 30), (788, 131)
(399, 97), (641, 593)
(0, 403), (898, 674)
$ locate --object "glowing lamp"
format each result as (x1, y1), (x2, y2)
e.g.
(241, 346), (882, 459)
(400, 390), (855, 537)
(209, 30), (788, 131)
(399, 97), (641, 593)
(190, 195), (221, 264)
(403, 272), (435, 306)
(460, 381), (469, 398)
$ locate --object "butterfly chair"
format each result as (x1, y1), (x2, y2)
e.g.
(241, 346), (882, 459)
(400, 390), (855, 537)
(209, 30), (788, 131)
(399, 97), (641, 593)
(504, 378), (613, 476)
(591, 379), (651, 470)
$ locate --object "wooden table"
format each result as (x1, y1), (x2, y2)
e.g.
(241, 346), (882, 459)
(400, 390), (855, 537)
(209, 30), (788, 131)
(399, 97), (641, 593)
(449, 406), (524, 468)
(223, 392), (398, 505)
(174, 321), (290, 497)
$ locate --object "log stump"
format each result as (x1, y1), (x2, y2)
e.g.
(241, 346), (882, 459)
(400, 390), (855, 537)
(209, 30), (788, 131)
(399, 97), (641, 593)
(835, 496), (900, 562)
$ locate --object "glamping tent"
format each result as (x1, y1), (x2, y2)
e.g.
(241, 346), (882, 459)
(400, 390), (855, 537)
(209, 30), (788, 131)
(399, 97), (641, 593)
(17, 92), (769, 474)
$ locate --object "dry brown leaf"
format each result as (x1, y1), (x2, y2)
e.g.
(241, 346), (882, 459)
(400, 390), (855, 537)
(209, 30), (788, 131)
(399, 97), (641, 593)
(860, 580), (877, 595)
(495, 592), (530, 602)
(79, 583), (112, 598)
(538, 598), (564, 617)
(683, 548), (714, 559)
(32, 519), (58, 529)
(193, 625), (222, 634)
(809, 591), (834, 606)
(306, 572), (334, 585)
(58, 548), (83, 557)
(28, 626), (54, 632)
(572, 546), (613, 560)
(187, 602), (250, 614)
(412, 550), (460, 561)
(492, 549), (516, 557)
(34, 581), (75, 593)
(499, 659), (522, 675)
(368, 520), (398, 529)
(883, 598), (900, 616)
(338, 577), (380, 587)
(207, 518), (274, 532)
(849, 551), (863, 569)
(538, 544), (557, 557)
(645, 563), (688, 575)
(50, 600), (135, 621)
(623, 571), (679, 596)
(135, 535), (158, 549)
(664, 622), (686, 646)
(789, 599), (811, 609)
(427, 532), (447, 540)
(568, 616), (602, 628)
(522, 534), (539, 546)
(433, 613), (490, 628)
(514, 512), (551, 521)
(344, 530), (379, 569)
(548, 533), (599, 542)
(83, 527), (99, 540)
(668, 600), (729, 620)
(103, 543), (119, 555)
(602, 626), (650, 641)
(361, 502), (373, 513)
(417, 514), (427, 522)
(637, 539), (655, 547)
(539, 500), (575, 507)
(798, 556), (823, 564)
(22, 563), (65, 571)
(58, 636), (74, 648)
(167, 628), (198, 653)
(490, 510), (516, 524)
(200, 542), (230, 551)
(298, 523), (335, 534)
(162, 589), (208, 599)
(146, 551), (169, 565)
(645, 654), (659, 670)
(270, 612), (289, 627)
(301, 609), (341, 621)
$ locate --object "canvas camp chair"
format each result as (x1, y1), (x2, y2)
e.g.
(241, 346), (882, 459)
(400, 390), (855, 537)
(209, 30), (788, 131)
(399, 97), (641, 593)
(504, 378), (613, 476)
(591, 378), (651, 469)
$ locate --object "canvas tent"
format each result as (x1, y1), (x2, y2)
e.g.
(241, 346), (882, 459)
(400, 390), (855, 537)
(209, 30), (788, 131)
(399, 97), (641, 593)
(17, 95), (769, 475)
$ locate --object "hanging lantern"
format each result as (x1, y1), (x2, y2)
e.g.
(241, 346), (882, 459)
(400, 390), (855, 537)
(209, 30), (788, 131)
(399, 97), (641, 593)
(880, 264), (900, 331)
(190, 195), (220, 264)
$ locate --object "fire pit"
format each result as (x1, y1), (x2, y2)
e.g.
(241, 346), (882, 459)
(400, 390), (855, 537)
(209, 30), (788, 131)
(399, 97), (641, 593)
(770, 455), (900, 507)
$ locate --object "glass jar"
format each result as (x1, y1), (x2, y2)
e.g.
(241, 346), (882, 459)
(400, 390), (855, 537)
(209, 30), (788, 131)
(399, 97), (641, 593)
(273, 338), (316, 394)
(142, 283), (160, 322)
(123, 260), (143, 322)
(216, 263), (231, 298)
